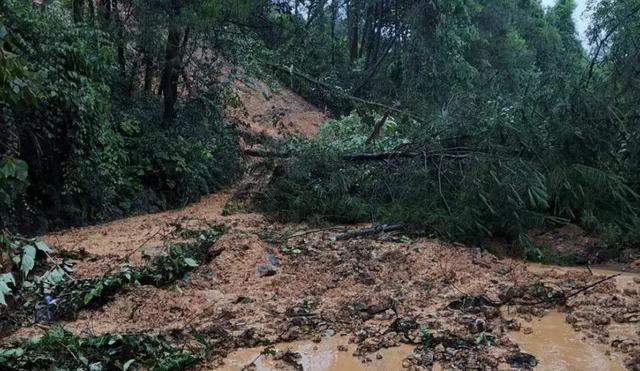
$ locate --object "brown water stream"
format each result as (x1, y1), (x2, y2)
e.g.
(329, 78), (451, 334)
(219, 264), (638, 370)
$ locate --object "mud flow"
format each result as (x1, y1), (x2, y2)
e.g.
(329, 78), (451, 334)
(217, 265), (639, 370)
(5, 74), (639, 371)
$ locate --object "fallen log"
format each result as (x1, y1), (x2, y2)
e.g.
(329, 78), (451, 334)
(243, 148), (474, 162)
(334, 223), (403, 241)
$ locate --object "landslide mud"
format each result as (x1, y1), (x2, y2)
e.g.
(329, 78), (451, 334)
(6, 76), (640, 370)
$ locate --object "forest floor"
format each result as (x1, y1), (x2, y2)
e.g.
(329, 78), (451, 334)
(5, 75), (640, 370)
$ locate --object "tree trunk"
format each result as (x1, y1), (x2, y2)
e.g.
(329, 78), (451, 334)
(143, 55), (154, 92)
(112, 0), (126, 75)
(73, 0), (84, 23)
(87, 0), (95, 24)
(330, 0), (338, 65)
(161, 25), (182, 127)
(98, 0), (111, 25)
(347, 0), (360, 63)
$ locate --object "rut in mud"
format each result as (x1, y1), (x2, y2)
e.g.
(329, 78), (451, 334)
(3, 75), (640, 371)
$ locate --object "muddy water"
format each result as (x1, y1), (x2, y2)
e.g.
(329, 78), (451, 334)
(219, 336), (414, 370)
(506, 310), (626, 370)
(507, 263), (638, 371)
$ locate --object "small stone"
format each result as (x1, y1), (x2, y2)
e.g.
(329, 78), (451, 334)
(594, 316), (611, 326)
(402, 359), (412, 368)
(257, 264), (277, 277)
(523, 327), (533, 335)
(376, 353), (383, 360)
(434, 344), (445, 353)
(337, 345), (348, 352)
(566, 314), (578, 324)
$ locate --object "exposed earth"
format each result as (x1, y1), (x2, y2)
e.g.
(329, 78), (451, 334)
(2, 75), (639, 370)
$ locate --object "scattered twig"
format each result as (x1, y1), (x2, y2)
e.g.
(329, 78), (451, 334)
(564, 273), (620, 300)
(512, 274), (620, 306)
(334, 223), (403, 241)
(283, 226), (347, 241)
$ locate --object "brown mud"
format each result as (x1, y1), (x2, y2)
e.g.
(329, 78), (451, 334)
(4, 76), (640, 370)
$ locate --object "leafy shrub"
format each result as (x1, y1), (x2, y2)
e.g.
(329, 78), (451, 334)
(0, 327), (201, 370)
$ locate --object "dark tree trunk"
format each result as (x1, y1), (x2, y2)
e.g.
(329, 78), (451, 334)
(98, 0), (111, 24)
(73, 0), (84, 23)
(112, 0), (126, 77)
(330, 0), (338, 65)
(347, 0), (360, 63)
(87, 0), (95, 24)
(143, 55), (154, 92)
(161, 24), (182, 127)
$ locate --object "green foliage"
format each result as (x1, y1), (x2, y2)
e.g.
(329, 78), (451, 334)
(0, 156), (28, 215)
(0, 234), (57, 306)
(0, 327), (200, 370)
(0, 1), (242, 232)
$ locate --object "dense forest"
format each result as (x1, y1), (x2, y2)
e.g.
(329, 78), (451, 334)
(1, 0), (640, 369)
(2, 0), (640, 247)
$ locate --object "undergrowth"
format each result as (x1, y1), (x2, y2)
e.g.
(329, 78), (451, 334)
(0, 326), (201, 370)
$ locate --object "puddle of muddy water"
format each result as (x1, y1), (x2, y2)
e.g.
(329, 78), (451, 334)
(507, 310), (626, 371)
(219, 336), (414, 371)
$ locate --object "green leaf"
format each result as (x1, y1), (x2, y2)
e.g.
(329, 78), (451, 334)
(0, 348), (24, 358)
(35, 241), (52, 253)
(0, 273), (13, 305)
(123, 359), (136, 370)
(0, 24), (7, 40)
(20, 245), (36, 276)
(183, 258), (198, 267)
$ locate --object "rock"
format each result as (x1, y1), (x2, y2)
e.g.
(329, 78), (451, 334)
(505, 319), (521, 331)
(506, 352), (538, 368)
(594, 316), (611, 326)
(523, 327), (533, 335)
(434, 344), (445, 353)
(470, 318), (486, 334)
(419, 351), (435, 365)
(337, 345), (349, 352)
(482, 306), (500, 319)
(376, 353), (383, 360)
(257, 263), (277, 277)
(280, 327), (300, 341)
(566, 314), (578, 324)
(324, 329), (336, 337)
(623, 287), (637, 296)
